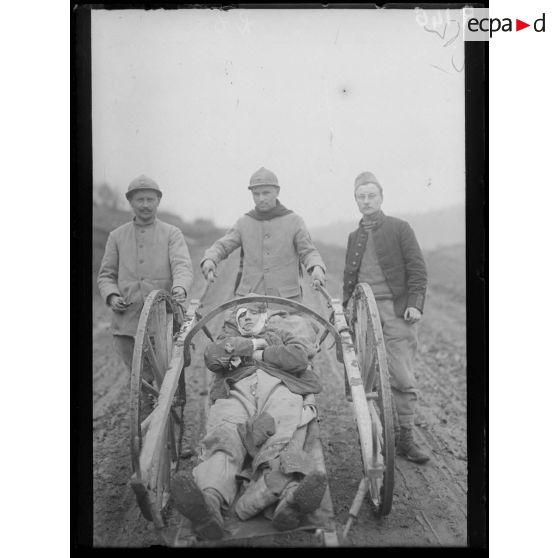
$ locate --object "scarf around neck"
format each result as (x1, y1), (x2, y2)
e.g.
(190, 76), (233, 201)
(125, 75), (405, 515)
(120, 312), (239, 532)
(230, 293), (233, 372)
(360, 210), (385, 231)
(246, 200), (293, 221)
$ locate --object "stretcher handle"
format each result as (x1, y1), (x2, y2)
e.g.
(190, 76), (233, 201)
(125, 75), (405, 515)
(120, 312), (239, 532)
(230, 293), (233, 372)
(314, 283), (339, 335)
(342, 477), (370, 539)
(198, 270), (215, 310)
(314, 283), (335, 309)
(173, 271), (215, 326)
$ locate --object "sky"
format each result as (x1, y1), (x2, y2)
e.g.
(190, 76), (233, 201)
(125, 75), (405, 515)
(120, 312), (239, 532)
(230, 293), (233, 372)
(92, 8), (465, 229)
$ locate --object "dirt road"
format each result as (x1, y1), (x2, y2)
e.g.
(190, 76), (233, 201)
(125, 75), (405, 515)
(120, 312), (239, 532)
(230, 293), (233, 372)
(93, 246), (467, 547)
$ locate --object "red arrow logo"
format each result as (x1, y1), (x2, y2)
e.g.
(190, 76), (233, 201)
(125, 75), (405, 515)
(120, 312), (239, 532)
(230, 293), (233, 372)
(516, 19), (531, 31)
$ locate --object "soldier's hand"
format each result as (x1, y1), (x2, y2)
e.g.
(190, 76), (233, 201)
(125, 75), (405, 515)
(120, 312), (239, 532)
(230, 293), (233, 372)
(109, 294), (128, 313)
(172, 286), (187, 304)
(404, 307), (422, 324)
(252, 338), (269, 350)
(311, 265), (326, 288)
(201, 259), (216, 281)
(252, 350), (264, 361)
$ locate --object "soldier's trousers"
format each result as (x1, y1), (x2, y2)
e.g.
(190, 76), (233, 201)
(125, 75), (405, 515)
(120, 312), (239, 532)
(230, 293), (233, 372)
(376, 299), (420, 429)
(193, 370), (315, 506)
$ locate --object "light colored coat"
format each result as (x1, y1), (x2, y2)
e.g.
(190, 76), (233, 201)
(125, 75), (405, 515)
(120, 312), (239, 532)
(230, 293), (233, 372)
(97, 218), (194, 335)
(202, 213), (325, 299)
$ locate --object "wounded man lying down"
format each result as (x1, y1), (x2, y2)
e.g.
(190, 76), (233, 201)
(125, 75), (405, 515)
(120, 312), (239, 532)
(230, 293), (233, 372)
(171, 295), (327, 540)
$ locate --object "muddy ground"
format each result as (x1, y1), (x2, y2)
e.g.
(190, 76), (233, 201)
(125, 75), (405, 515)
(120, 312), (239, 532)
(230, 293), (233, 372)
(92, 244), (467, 547)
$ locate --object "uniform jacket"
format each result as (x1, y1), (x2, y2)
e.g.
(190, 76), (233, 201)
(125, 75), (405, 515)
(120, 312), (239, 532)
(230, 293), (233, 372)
(204, 312), (322, 402)
(343, 211), (427, 317)
(97, 218), (194, 335)
(202, 213), (325, 299)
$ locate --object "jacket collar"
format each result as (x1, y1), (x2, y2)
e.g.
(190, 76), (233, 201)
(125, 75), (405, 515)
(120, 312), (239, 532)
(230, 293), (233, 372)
(132, 216), (158, 227)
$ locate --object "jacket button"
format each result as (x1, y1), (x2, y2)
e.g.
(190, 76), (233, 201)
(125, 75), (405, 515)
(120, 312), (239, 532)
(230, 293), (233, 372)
(264, 234), (270, 239)
(352, 261), (356, 265)
(139, 259), (144, 264)
(355, 252), (359, 256)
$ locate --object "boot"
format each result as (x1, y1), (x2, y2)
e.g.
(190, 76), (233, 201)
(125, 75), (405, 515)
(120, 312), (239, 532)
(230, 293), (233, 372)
(235, 472), (280, 521)
(397, 426), (430, 464)
(271, 470), (327, 531)
(171, 470), (224, 540)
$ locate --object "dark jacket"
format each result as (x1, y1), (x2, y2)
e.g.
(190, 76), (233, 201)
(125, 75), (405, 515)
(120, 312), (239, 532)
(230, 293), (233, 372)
(204, 312), (322, 402)
(343, 211), (427, 317)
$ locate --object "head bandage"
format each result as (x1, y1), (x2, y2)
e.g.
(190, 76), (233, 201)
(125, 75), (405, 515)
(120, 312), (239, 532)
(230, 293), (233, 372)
(236, 307), (267, 336)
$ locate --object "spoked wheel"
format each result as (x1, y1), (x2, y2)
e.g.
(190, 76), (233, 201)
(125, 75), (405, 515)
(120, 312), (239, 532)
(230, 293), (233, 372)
(351, 283), (395, 516)
(130, 289), (186, 527)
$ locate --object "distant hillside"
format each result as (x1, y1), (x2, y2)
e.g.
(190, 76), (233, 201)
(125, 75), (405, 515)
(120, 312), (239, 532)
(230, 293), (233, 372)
(310, 205), (465, 251)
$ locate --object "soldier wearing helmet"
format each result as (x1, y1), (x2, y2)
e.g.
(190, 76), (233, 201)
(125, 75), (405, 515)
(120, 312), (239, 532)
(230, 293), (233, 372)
(200, 167), (326, 301)
(97, 175), (194, 376)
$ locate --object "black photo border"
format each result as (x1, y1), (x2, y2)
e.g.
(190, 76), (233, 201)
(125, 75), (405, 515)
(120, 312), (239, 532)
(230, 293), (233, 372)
(72, 2), (487, 549)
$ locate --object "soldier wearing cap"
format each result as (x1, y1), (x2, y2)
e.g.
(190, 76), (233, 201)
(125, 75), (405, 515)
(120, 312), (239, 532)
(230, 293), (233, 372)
(170, 295), (326, 540)
(97, 175), (194, 375)
(200, 167), (326, 301)
(344, 171), (429, 464)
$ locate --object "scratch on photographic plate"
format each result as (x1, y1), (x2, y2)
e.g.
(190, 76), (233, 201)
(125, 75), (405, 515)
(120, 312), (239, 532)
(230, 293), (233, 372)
(430, 64), (451, 75)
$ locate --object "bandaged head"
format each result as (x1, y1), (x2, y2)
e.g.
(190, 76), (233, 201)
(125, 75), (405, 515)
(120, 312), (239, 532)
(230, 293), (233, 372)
(235, 295), (268, 336)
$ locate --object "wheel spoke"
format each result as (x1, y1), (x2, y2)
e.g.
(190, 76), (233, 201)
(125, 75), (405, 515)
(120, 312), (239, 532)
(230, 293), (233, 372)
(166, 311), (174, 361)
(153, 299), (170, 376)
(144, 336), (164, 388)
(142, 379), (159, 397)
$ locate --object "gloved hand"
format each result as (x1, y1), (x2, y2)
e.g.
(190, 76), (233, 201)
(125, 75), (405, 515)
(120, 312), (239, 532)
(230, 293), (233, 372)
(201, 259), (216, 281)
(404, 307), (422, 324)
(310, 265), (326, 288)
(252, 338), (269, 350)
(252, 350), (264, 361)
(108, 294), (129, 312)
(172, 286), (187, 304)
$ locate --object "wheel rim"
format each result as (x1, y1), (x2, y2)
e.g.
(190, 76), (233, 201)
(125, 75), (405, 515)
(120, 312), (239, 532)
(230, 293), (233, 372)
(129, 290), (185, 525)
(351, 283), (395, 516)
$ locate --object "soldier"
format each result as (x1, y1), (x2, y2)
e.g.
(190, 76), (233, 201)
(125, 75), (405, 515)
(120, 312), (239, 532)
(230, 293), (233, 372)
(97, 175), (194, 376)
(200, 167), (326, 301)
(343, 171), (430, 463)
